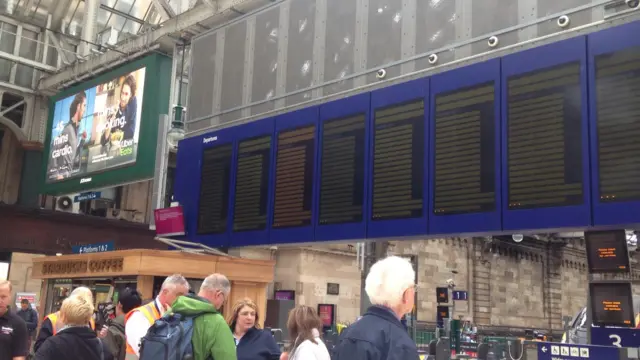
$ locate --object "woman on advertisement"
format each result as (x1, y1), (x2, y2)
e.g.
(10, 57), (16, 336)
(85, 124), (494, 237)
(47, 92), (87, 180)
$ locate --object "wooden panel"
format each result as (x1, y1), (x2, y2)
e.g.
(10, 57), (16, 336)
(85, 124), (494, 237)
(217, 256), (275, 283)
(137, 275), (154, 299)
(225, 281), (268, 328)
(136, 251), (219, 278)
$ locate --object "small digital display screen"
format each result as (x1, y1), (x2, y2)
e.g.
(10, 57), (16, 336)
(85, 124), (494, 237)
(436, 305), (450, 328)
(272, 125), (315, 228)
(595, 48), (640, 202)
(585, 230), (630, 273)
(372, 100), (425, 220)
(590, 282), (635, 328)
(319, 114), (366, 225)
(434, 83), (496, 215)
(507, 62), (583, 209)
(197, 144), (233, 234)
(436, 287), (449, 303)
(233, 136), (271, 232)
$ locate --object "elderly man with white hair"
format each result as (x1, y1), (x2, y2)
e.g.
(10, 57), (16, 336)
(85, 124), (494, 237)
(125, 274), (189, 359)
(332, 256), (419, 360)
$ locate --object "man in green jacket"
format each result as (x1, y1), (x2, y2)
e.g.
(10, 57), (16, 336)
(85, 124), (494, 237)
(171, 273), (237, 360)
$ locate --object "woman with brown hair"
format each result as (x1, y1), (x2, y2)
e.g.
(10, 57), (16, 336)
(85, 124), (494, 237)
(226, 298), (281, 360)
(280, 305), (330, 360)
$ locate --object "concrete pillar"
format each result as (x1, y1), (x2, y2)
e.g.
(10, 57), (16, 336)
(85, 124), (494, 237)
(80, 0), (99, 57)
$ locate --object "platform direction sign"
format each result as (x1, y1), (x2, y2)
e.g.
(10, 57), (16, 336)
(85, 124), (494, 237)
(72, 241), (114, 254)
(591, 326), (640, 348)
(537, 342), (618, 359)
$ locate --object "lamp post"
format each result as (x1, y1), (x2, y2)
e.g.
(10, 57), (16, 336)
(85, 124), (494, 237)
(167, 41), (187, 149)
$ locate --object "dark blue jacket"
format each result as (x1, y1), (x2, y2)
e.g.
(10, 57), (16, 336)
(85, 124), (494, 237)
(332, 306), (419, 360)
(17, 307), (38, 334)
(236, 327), (281, 360)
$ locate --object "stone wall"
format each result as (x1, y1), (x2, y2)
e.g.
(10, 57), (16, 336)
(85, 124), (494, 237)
(0, 127), (23, 204)
(7, 252), (45, 312)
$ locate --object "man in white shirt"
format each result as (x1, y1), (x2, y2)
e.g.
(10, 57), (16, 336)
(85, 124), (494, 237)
(124, 274), (189, 359)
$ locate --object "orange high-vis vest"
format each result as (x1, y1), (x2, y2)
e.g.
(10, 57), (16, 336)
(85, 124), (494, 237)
(46, 311), (96, 335)
(124, 302), (161, 355)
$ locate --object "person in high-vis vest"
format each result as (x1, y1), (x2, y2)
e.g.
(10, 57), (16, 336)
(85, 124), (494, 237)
(124, 274), (189, 359)
(34, 286), (97, 353)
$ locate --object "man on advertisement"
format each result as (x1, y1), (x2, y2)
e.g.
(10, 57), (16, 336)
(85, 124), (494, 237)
(48, 92), (87, 180)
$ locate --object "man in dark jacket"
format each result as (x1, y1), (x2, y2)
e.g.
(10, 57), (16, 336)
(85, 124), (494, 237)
(102, 288), (142, 360)
(332, 256), (419, 360)
(16, 299), (38, 349)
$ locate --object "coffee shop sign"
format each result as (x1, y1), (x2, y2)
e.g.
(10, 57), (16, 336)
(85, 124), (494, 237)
(42, 258), (124, 275)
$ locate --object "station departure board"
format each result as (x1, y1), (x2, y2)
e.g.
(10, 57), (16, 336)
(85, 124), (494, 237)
(590, 282), (635, 328)
(595, 48), (640, 202)
(272, 125), (315, 228)
(372, 100), (425, 220)
(507, 62), (583, 209)
(585, 230), (630, 273)
(197, 144), (233, 234)
(434, 83), (496, 215)
(319, 114), (366, 225)
(233, 136), (271, 232)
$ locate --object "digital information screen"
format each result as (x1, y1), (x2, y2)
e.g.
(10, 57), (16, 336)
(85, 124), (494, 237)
(507, 62), (583, 209)
(319, 114), (366, 225)
(436, 305), (450, 328)
(595, 48), (640, 202)
(372, 100), (425, 220)
(436, 287), (449, 303)
(197, 144), (233, 234)
(433, 83), (496, 215)
(233, 136), (271, 232)
(272, 125), (315, 228)
(590, 282), (635, 327)
(585, 230), (630, 273)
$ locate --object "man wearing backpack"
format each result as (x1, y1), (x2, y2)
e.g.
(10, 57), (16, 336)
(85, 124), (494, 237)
(103, 289), (142, 360)
(140, 273), (236, 360)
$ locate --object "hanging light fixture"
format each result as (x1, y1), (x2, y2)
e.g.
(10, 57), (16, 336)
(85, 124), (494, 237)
(167, 41), (187, 149)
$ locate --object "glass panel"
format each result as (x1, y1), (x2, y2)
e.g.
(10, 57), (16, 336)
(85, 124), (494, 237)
(0, 59), (12, 82)
(15, 64), (34, 88)
(0, 23), (17, 54)
(19, 29), (39, 61)
(46, 43), (59, 66)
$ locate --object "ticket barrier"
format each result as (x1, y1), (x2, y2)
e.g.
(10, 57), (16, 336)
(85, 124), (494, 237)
(423, 338), (453, 360)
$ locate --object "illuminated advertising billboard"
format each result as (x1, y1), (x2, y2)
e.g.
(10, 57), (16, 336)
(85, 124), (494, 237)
(46, 68), (146, 183)
(41, 54), (172, 195)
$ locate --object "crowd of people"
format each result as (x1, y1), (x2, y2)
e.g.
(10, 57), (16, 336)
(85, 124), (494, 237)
(0, 255), (419, 360)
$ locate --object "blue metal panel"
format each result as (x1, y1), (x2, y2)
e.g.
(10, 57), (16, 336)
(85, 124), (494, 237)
(188, 128), (236, 248)
(429, 59), (502, 235)
(315, 93), (370, 241)
(271, 106), (320, 244)
(174, 136), (201, 240)
(229, 117), (276, 246)
(501, 36), (591, 231)
(368, 78), (429, 238)
(588, 21), (640, 227)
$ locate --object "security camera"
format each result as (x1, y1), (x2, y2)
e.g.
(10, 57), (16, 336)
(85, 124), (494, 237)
(446, 279), (456, 288)
(626, 0), (640, 9)
(428, 54), (438, 65)
(557, 15), (570, 28)
(376, 68), (387, 79)
(512, 234), (524, 243)
(488, 36), (499, 48)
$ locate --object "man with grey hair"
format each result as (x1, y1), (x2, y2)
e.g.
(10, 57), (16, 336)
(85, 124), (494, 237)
(170, 273), (236, 360)
(125, 274), (189, 358)
(332, 256), (419, 360)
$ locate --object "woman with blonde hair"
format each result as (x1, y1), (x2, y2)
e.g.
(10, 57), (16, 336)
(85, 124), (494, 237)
(34, 294), (113, 360)
(226, 298), (281, 360)
(280, 305), (330, 360)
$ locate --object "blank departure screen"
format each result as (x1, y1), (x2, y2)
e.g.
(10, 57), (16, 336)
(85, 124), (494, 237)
(507, 62), (583, 209)
(595, 48), (640, 202)
(585, 230), (630, 273)
(434, 83), (496, 215)
(319, 114), (366, 225)
(272, 125), (315, 228)
(197, 144), (233, 234)
(590, 282), (635, 327)
(372, 100), (425, 220)
(233, 136), (271, 232)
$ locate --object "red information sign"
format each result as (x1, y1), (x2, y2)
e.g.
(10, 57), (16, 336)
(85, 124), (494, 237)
(154, 206), (186, 236)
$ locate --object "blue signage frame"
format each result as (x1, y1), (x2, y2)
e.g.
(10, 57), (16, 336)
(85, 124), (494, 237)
(72, 241), (114, 254)
(315, 93), (371, 241)
(501, 37), (592, 231)
(588, 21), (640, 227)
(367, 78), (430, 238)
(429, 58), (502, 235)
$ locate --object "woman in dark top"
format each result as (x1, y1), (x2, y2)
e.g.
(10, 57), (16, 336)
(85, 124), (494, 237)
(227, 298), (281, 360)
(34, 294), (112, 360)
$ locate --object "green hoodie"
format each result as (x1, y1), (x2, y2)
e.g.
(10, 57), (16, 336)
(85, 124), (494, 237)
(170, 294), (237, 360)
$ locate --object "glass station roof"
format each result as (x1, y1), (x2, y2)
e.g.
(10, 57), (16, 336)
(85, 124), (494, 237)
(0, 0), (196, 39)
